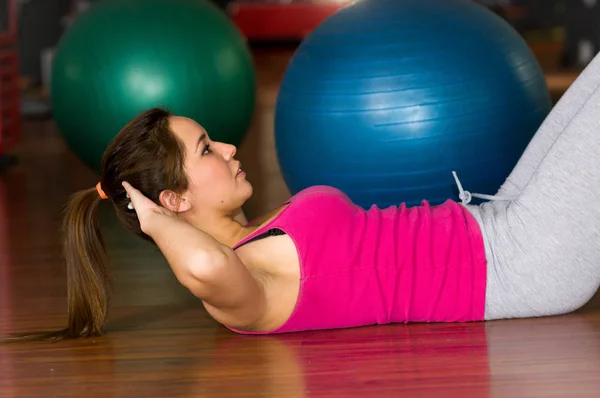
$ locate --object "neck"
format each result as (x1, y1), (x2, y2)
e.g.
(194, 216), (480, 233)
(186, 210), (252, 248)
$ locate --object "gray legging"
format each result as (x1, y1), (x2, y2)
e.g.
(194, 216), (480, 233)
(462, 53), (600, 320)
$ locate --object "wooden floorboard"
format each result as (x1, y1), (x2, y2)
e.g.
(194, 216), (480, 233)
(1, 47), (599, 397)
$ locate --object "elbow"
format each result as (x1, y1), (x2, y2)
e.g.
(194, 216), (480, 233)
(186, 248), (230, 283)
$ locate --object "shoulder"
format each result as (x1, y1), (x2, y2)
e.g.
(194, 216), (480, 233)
(291, 185), (353, 205)
(279, 186), (358, 225)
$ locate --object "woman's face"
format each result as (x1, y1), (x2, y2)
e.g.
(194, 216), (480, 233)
(168, 116), (252, 216)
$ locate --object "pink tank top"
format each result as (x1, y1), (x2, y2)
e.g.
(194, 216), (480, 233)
(229, 185), (487, 334)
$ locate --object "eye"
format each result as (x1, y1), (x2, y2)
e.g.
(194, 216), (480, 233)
(202, 143), (211, 155)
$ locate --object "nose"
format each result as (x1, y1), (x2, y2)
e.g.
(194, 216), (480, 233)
(217, 142), (237, 160)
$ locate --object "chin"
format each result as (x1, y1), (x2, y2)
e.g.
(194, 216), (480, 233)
(241, 184), (253, 201)
(234, 180), (253, 204)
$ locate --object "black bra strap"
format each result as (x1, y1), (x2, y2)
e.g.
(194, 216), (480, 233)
(236, 228), (286, 249)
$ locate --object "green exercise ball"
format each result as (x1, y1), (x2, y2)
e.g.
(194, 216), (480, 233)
(51, 0), (256, 172)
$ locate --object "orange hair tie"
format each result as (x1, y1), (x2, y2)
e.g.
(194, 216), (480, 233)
(96, 182), (108, 199)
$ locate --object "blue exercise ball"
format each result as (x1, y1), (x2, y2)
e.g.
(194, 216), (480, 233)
(274, 0), (552, 208)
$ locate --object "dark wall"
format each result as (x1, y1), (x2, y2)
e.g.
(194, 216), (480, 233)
(14, 0), (226, 84)
(16, 0), (71, 83)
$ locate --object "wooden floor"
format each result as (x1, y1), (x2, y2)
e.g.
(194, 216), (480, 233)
(2, 47), (600, 398)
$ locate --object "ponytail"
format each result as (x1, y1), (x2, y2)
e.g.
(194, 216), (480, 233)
(1, 188), (112, 342)
(61, 188), (112, 338)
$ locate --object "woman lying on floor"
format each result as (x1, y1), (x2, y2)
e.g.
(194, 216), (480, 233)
(7, 52), (600, 341)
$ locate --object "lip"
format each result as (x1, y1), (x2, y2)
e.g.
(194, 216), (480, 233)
(235, 162), (244, 177)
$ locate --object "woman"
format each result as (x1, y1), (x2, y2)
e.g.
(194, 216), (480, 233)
(8, 53), (600, 341)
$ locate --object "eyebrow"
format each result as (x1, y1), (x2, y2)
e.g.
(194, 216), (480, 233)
(195, 133), (207, 153)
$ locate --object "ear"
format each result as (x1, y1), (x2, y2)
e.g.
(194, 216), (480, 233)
(159, 190), (191, 213)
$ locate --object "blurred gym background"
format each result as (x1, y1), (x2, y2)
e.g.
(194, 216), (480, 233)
(10, 0), (594, 118)
(0, 0), (595, 217)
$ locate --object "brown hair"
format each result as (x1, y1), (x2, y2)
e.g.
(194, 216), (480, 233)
(2, 107), (189, 342)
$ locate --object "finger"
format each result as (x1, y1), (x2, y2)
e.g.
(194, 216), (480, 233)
(122, 181), (136, 198)
(122, 181), (156, 210)
(121, 181), (137, 210)
(122, 181), (150, 210)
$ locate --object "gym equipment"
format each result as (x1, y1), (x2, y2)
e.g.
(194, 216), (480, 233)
(275, 0), (552, 208)
(52, 0), (256, 172)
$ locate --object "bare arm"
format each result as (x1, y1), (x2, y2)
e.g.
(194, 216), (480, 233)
(122, 182), (265, 328)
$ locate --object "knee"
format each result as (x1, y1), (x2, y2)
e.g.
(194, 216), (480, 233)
(552, 278), (600, 315)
